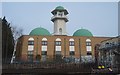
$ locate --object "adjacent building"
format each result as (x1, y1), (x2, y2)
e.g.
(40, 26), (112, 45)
(97, 35), (120, 68)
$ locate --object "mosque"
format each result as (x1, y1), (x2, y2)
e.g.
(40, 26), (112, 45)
(16, 6), (110, 63)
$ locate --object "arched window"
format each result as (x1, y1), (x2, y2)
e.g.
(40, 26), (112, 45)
(86, 39), (92, 55)
(28, 37), (34, 45)
(69, 38), (74, 46)
(28, 37), (34, 51)
(86, 39), (91, 46)
(59, 28), (62, 35)
(54, 38), (62, 60)
(58, 12), (63, 16)
(55, 38), (61, 46)
(69, 38), (75, 56)
(41, 38), (48, 62)
(55, 38), (62, 57)
(42, 38), (47, 46)
(28, 37), (34, 62)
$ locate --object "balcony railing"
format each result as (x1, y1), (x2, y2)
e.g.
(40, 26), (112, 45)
(51, 15), (68, 20)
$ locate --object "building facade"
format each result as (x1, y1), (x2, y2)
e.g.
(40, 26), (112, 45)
(16, 6), (110, 63)
(97, 36), (120, 68)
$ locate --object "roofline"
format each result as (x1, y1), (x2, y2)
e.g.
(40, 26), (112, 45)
(20, 35), (113, 38)
(100, 36), (119, 43)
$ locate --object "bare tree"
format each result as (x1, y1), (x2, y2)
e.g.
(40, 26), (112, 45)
(10, 25), (23, 63)
(11, 25), (23, 41)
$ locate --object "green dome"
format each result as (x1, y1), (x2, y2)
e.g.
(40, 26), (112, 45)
(29, 27), (51, 36)
(55, 6), (64, 10)
(73, 29), (93, 36)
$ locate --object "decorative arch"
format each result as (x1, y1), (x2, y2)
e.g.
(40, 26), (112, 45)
(69, 38), (74, 41)
(42, 38), (47, 41)
(55, 38), (62, 57)
(86, 39), (92, 55)
(27, 37), (34, 62)
(86, 39), (91, 42)
(56, 38), (61, 41)
(28, 37), (34, 41)
(41, 38), (47, 61)
(69, 38), (75, 56)
(59, 28), (62, 35)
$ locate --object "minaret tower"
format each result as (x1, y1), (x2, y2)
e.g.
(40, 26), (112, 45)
(51, 6), (69, 35)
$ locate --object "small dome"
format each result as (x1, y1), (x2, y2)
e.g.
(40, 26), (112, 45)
(51, 6), (68, 15)
(55, 6), (64, 10)
(29, 27), (51, 36)
(73, 29), (93, 36)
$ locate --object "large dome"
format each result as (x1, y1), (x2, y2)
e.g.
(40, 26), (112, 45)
(73, 29), (93, 36)
(29, 27), (51, 36)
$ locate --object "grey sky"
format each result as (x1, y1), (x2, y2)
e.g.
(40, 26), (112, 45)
(2, 2), (118, 37)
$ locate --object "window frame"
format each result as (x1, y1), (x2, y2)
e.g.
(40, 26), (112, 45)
(42, 41), (48, 46)
(86, 42), (91, 46)
(55, 41), (61, 46)
(69, 41), (75, 46)
(70, 51), (75, 56)
(28, 41), (34, 45)
(41, 51), (47, 55)
(87, 52), (92, 55)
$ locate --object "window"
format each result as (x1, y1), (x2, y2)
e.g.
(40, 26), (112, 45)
(28, 55), (33, 62)
(87, 52), (92, 55)
(55, 51), (61, 55)
(28, 51), (33, 62)
(41, 55), (47, 61)
(28, 41), (34, 45)
(86, 39), (91, 46)
(28, 51), (33, 55)
(58, 12), (63, 16)
(42, 51), (47, 55)
(42, 41), (47, 45)
(86, 42), (91, 46)
(69, 41), (75, 46)
(59, 28), (62, 35)
(55, 41), (61, 46)
(70, 51), (75, 55)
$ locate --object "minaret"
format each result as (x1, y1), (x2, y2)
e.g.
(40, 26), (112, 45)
(51, 6), (68, 35)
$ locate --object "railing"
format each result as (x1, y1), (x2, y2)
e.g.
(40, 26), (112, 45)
(2, 63), (95, 73)
(51, 15), (68, 20)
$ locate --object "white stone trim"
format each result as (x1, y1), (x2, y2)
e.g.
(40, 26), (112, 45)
(86, 39), (91, 42)
(56, 38), (61, 41)
(28, 37), (34, 41)
(42, 38), (47, 41)
(69, 38), (74, 41)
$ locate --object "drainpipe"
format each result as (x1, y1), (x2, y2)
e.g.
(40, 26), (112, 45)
(79, 38), (81, 63)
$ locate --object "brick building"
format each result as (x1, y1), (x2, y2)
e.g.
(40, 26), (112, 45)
(16, 6), (110, 63)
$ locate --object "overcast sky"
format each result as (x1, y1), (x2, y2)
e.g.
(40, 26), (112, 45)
(2, 2), (118, 37)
